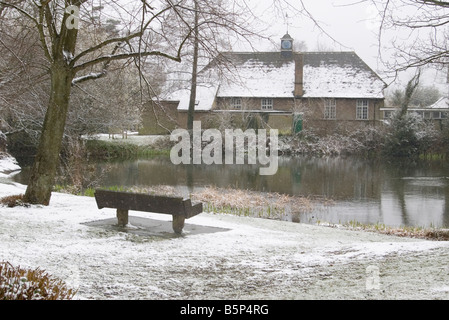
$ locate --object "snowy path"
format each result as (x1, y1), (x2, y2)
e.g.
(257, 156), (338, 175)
(1, 182), (449, 300)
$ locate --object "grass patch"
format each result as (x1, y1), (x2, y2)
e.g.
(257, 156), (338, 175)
(419, 153), (447, 161)
(53, 184), (128, 197)
(54, 183), (314, 222)
(191, 186), (314, 222)
(85, 140), (170, 159)
(49, 184), (449, 241)
(342, 220), (449, 241)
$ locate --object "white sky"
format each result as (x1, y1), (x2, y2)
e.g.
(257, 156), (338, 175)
(98, 0), (447, 92)
(241, 0), (449, 92)
(97, 0), (447, 92)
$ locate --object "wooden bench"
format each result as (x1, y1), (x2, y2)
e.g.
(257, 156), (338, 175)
(94, 189), (203, 234)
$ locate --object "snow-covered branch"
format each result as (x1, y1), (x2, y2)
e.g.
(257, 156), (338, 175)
(71, 71), (107, 86)
(73, 50), (182, 73)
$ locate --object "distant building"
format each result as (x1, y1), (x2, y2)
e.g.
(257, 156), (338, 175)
(141, 34), (386, 135)
(381, 96), (449, 129)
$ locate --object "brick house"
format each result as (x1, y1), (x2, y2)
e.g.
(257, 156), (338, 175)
(380, 96), (449, 130)
(142, 34), (386, 135)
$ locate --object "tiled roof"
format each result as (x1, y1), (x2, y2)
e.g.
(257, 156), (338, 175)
(211, 51), (386, 99)
(211, 52), (296, 98)
(164, 51), (386, 111)
(301, 52), (386, 99)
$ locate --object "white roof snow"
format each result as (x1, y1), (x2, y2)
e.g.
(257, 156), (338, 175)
(164, 84), (218, 112)
(216, 59), (296, 98)
(161, 51), (385, 112)
(302, 63), (385, 99)
(428, 97), (449, 109)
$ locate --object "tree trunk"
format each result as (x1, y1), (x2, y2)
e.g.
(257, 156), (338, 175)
(187, 0), (199, 131)
(24, 61), (73, 205)
(400, 72), (420, 118)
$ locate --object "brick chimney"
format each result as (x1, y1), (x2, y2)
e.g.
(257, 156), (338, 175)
(294, 54), (304, 97)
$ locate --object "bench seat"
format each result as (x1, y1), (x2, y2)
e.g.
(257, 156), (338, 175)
(94, 189), (203, 234)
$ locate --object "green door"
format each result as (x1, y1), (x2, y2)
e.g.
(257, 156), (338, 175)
(293, 113), (303, 133)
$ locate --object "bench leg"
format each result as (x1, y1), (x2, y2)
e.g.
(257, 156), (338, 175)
(117, 209), (129, 227)
(172, 215), (185, 234)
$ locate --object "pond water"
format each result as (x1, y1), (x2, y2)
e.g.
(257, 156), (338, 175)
(14, 155), (449, 228)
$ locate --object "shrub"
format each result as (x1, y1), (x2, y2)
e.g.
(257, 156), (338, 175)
(0, 194), (27, 208)
(0, 262), (76, 300)
(383, 111), (421, 158)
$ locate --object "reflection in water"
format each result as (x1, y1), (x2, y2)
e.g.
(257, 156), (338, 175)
(14, 156), (449, 228)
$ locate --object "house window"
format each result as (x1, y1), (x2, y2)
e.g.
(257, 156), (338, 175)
(231, 97), (242, 110)
(384, 110), (393, 119)
(433, 111), (441, 119)
(324, 99), (336, 119)
(356, 100), (369, 120)
(261, 98), (273, 110)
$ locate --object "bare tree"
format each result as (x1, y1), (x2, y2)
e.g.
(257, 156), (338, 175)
(400, 71), (421, 117)
(387, 84), (442, 107)
(0, 0), (333, 205)
(187, 0), (199, 131)
(0, 0), (264, 205)
(0, 7), (50, 153)
(369, 0), (449, 75)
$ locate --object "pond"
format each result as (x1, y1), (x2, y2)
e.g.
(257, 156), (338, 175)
(14, 155), (449, 228)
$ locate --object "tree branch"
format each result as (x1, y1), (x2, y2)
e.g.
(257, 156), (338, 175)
(419, 0), (449, 7)
(38, 2), (53, 62)
(0, 1), (54, 62)
(70, 3), (175, 66)
(0, 1), (38, 23)
(73, 50), (182, 73)
(72, 41), (122, 85)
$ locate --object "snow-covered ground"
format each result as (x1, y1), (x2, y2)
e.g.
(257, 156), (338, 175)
(1, 155), (449, 300)
(0, 154), (21, 179)
(85, 133), (168, 146)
